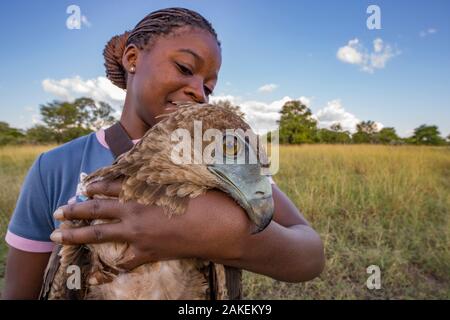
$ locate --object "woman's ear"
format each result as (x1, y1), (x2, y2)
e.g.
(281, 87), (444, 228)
(122, 44), (139, 73)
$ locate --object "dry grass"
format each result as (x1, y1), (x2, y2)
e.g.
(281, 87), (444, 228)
(0, 144), (449, 299)
(0, 145), (55, 291)
(244, 145), (450, 299)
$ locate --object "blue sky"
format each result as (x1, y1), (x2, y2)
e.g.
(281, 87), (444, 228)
(0, 0), (449, 137)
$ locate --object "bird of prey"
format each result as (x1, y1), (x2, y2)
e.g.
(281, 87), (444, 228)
(41, 102), (274, 300)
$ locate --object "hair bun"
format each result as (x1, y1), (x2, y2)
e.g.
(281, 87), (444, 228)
(103, 31), (131, 89)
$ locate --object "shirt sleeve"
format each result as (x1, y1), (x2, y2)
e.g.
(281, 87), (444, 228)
(5, 153), (55, 253)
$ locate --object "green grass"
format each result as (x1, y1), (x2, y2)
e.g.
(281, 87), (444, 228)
(1, 144), (449, 299)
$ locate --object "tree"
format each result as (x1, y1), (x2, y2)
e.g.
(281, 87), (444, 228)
(352, 120), (380, 144)
(356, 120), (379, 135)
(26, 125), (57, 144)
(40, 97), (116, 143)
(352, 131), (370, 144)
(314, 128), (349, 144)
(328, 122), (351, 144)
(0, 121), (25, 145)
(375, 127), (400, 144)
(74, 98), (117, 130)
(409, 124), (446, 145)
(314, 128), (332, 143)
(277, 100), (317, 144)
(330, 122), (343, 132)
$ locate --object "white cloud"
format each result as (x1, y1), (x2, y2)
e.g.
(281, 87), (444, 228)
(42, 79), (72, 100)
(337, 38), (363, 64)
(419, 28), (437, 38)
(373, 38), (383, 53)
(337, 38), (399, 73)
(314, 99), (383, 133)
(42, 76), (126, 111)
(298, 96), (311, 107)
(313, 100), (359, 132)
(258, 83), (278, 93)
(32, 114), (42, 125)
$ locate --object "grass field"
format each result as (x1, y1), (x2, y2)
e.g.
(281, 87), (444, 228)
(0, 144), (449, 299)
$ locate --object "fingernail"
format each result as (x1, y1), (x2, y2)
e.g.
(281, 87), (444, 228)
(53, 208), (64, 220)
(50, 230), (62, 243)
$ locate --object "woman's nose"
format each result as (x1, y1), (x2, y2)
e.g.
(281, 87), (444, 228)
(184, 79), (208, 103)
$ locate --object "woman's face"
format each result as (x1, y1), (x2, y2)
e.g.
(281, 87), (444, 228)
(127, 26), (222, 127)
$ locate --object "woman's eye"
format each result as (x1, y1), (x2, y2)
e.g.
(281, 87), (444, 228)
(177, 63), (193, 76)
(176, 62), (212, 96)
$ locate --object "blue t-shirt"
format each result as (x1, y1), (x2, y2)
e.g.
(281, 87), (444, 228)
(5, 129), (139, 252)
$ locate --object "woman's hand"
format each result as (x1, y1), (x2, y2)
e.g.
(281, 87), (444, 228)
(50, 179), (251, 270)
(51, 179), (325, 282)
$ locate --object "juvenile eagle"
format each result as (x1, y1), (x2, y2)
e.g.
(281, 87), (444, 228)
(41, 102), (274, 300)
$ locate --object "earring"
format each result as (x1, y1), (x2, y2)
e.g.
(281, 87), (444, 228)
(129, 66), (136, 73)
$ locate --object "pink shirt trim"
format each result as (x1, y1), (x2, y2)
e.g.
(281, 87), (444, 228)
(95, 128), (141, 150)
(5, 230), (54, 253)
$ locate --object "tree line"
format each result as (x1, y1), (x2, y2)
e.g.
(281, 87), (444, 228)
(0, 97), (115, 145)
(0, 98), (449, 146)
(270, 100), (449, 146)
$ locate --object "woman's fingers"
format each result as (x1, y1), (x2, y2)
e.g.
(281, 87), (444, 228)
(85, 179), (123, 198)
(53, 199), (124, 221)
(50, 222), (124, 245)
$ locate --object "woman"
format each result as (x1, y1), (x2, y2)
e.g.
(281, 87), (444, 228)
(2, 7), (325, 299)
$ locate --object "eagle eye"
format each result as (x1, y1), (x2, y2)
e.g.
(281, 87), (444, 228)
(222, 134), (241, 158)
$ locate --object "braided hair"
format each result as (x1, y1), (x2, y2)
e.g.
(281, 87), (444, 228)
(103, 7), (221, 90)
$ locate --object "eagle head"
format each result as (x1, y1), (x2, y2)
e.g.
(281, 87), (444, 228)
(161, 101), (274, 233)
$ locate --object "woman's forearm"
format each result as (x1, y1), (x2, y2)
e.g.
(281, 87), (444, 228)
(180, 190), (325, 283)
(2, 248), (51, 299)
(214, 222), (325, 283)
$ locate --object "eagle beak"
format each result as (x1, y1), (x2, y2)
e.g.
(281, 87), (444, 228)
(207, 164), (274, 234)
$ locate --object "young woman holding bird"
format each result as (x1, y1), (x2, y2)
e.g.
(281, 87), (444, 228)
(2, 7), (324, 299)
